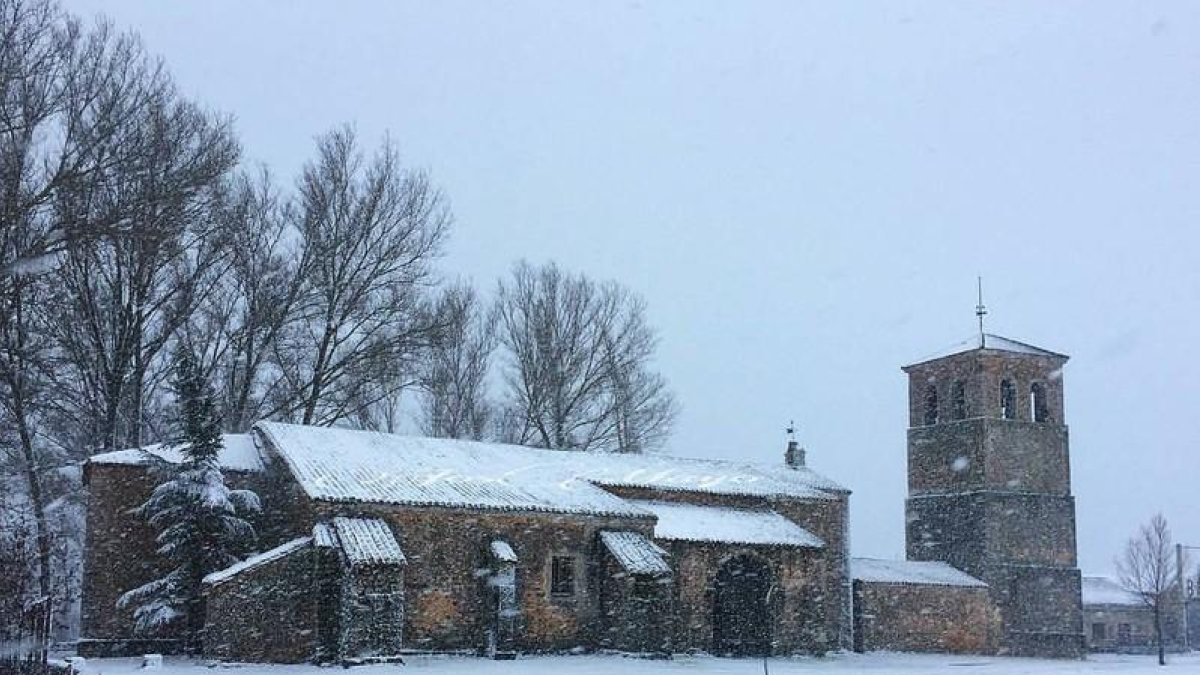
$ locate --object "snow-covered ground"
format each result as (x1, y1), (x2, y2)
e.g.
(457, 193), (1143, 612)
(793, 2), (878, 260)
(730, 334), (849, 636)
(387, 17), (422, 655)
(73, 652), (1200, 675)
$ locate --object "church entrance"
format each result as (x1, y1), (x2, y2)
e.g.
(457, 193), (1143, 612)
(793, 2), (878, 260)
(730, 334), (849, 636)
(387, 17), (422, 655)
(713, 555), (772, 656)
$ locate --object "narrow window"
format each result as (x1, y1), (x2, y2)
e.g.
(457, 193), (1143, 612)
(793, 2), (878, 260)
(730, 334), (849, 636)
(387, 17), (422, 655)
(951, 381), (967, 420)
(999, 379), (1015, 420)
(1031, 382), (1049, 423)
(923, 385), (939, 426)
(1091, 623), (1106, 642)
(550, 556), (576, 596)
(1117, 623), (1131, 645)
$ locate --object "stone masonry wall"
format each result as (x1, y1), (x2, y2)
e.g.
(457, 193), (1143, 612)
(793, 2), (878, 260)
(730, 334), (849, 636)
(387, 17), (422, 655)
(853, 581), (999, 654)
(80, 459), (294, 655)
(666, 540), (829, 655)
(309, 501), (653, 654)
(203, 544), (319, 663)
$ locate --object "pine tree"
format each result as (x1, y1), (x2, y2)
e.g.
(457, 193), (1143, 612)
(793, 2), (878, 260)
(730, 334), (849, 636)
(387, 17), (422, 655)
(117, 348), (261, 649)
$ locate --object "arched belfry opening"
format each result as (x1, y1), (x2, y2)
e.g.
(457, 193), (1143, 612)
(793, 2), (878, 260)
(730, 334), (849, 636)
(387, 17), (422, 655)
(1030, 382), (1049, 422)
(999, 379), (1016, 420)
(923, 385), (939, 426)
(713, 554), (772, 656)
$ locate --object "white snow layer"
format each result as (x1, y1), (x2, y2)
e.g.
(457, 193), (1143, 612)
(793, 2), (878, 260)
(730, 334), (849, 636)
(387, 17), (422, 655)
(89, 434), (264, 472)
(203, 537), (312, 586)
(599, 530), (671, 576)
(630, 500), (825, 548)
(909, 332), (1064, 366)
(255, 422), (844, 518)
(330, 517), (406, 566)
(1082, 576), (1142, 606)
(490, 540), (517, 563)
(850, 557), (987, 587)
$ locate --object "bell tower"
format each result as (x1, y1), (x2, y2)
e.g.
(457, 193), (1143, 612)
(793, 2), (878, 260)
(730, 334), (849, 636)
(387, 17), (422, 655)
(902, 332), (1084, 657)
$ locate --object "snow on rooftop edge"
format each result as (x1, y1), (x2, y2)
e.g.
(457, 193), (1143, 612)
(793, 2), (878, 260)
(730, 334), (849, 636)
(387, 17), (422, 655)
(600, 530), (671, 576)
(203, 537), (312, 586)
(906, 333), (1066, 368)
(631, 500), (825, 548)
(850, 558), (987, 587)
(1081, 576), (1142, 606)
(89, 434), (264, 472)
(254, 422), (844, 518)
(331, 517), (406, 566)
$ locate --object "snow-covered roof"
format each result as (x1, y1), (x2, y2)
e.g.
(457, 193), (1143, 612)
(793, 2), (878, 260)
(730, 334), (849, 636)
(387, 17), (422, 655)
(906, 333), (1067, 368)
(600, 530), (672, 576)
(254, 422), (844, 518)
(490, 540), (517, 563)
(631, 500), (825, 548)
(312, 521), (338, 548)
(1082, 576), (1142, 606)
(203, 537), (312, 587)
(850, 558), (987, 587)
(89, 434), (264, 472)
(330, 517), (406, 567)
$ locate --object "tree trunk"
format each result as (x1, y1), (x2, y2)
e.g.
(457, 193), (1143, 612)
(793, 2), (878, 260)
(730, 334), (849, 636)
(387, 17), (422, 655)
(1155, 604), (1165, 665)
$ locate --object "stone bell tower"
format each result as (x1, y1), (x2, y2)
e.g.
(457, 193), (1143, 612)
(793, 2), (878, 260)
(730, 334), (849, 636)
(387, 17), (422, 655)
(902, 332), (1084, 657)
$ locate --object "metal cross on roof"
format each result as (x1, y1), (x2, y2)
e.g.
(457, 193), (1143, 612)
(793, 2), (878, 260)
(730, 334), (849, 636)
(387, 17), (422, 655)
(975, 276), (988, 338)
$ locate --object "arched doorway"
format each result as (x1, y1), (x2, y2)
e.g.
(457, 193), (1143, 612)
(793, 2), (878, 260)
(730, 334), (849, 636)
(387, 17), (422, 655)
(713, 554), (772, 656)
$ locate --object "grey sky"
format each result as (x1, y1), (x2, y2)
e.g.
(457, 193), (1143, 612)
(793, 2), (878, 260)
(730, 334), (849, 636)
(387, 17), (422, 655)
(63, 0), (1200, 575)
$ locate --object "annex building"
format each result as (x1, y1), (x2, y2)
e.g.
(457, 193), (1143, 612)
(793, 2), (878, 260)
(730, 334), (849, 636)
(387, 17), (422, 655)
(79, 330), (1085, 662)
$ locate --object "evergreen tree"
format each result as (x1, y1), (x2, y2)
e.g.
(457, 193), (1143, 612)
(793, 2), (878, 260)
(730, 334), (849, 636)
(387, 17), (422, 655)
(117, 348), (260, 649)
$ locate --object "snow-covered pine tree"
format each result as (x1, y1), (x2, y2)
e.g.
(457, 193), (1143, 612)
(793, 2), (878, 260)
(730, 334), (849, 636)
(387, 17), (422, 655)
(117, 348), (260, 650)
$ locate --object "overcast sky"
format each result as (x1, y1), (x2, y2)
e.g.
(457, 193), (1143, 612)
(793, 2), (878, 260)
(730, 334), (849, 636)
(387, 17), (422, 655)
(63, 0), (1200, 575)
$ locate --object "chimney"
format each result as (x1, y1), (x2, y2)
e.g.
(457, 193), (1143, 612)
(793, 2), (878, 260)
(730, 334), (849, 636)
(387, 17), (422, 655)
(785, 440), (806, 469)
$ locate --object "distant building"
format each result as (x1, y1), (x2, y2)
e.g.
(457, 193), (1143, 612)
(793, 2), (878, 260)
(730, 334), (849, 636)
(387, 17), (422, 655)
(1082, 576), (1186, 654)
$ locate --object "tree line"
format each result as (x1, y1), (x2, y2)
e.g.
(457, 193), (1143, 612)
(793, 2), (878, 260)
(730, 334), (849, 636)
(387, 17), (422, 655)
(0, 0), (676, 641)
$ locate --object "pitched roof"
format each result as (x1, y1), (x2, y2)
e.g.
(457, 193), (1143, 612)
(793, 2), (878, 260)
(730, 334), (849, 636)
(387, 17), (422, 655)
(1082, 576), (1142, 606)
(89, 434), (264, 472)
(906, 333), (1067, 368)
(850, 558), (987, 587)
(254, 422), (845, 518)
(600, 531), (672, 576)
(631, 500), (825, 548)
(330, 517), (406, 566)
(203, 537), (312, 587)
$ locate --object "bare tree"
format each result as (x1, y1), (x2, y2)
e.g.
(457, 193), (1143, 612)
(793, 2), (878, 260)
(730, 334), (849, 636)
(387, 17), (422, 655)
(49, 59), (239, 451)
(494, 261), (677, 452)
(272, 127), (450, 427)
(179, 169), (307, 432)
(1117, 513), (1175, 666)
(419, 282), (495, 439)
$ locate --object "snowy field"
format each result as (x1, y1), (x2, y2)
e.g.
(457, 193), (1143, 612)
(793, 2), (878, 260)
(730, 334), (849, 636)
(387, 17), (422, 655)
(72, 652), (1200, 675)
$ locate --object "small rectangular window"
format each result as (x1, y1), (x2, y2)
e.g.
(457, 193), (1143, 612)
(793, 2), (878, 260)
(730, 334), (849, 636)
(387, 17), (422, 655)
(1091, 622), (1106, 641)
(550, 556), (576, 596)
(1118, 623), (1132, 645)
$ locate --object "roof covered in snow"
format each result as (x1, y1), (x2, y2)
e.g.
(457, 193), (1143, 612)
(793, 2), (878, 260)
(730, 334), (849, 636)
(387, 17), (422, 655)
(89, 434), (264, 472)
(254, 422), (845, 518)
(600, 530), (672, 576)
(631, 500), (825, 548)
(906, 333), (1067, 368)
(850, 558), (987, 587)
(329, 517), (406, 566)
(1082, 576), (1142, 606)
(203, 536), (312, 587)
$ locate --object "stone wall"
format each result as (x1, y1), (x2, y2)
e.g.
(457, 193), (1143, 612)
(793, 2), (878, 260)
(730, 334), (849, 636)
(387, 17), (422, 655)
(79, 458), (294, 656)
(596, 553), (674, 654)
(203, 544), (319, 663)
(309, 501), (653, 654)
(665, 540), (829, 655)
(853, 580), (999, 654)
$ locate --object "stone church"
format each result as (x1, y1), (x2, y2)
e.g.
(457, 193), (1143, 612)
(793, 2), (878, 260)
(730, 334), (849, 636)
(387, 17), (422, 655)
(78, 330), (1084, 662)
